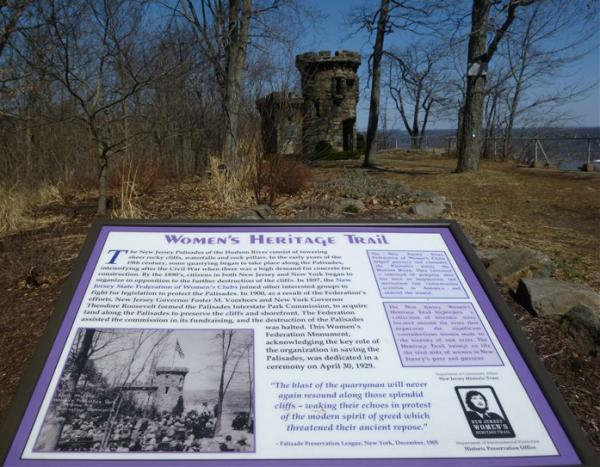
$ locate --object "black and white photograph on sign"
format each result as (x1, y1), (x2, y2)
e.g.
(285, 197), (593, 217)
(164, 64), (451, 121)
(34, 328), (254, 454)
(455, 386), (515, 439)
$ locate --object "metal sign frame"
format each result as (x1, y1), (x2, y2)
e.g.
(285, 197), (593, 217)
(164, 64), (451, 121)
(0, 219), (597, 466)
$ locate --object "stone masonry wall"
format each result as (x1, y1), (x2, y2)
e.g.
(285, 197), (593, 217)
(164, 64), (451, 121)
(153, 367), (188, 414)
(296, 51), (361, 153)
(257, 92), (303, 155)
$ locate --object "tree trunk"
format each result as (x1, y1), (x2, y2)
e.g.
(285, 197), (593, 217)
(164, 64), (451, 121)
(418, 103), (432, 150)
(247, 348), (253, 431)
(214, 334), (228, 435)
(363, 0), (389, 168)
(97, 147), (109, 216)
(70, 330), (95, 389)
(222, 0), (251, 161)
(411, 130), (420, 149)
(483, 92), (498, 159)
(503, 74), (524, 160)
(456, 0), (490, 172)
(455, 102), (464, 156)
(101, 394), (123, 450)
(411, 86), (421, 149)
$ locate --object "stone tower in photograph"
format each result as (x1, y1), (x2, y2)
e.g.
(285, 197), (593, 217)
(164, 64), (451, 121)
(295, 50), (361, 154)
(153, 366), (188, 414)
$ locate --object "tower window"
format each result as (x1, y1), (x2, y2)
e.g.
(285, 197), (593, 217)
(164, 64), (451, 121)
(347, 79), (355, 88)
(333, 78), (343, 95)
(165, 387), (170, 394)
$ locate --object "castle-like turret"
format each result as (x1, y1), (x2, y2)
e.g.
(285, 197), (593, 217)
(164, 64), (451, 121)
(153, 366), (188, 414)
(295, 50), (361, 154)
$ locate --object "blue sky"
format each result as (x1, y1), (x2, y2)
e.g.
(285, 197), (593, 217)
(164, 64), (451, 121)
(293, 0), (600, 131)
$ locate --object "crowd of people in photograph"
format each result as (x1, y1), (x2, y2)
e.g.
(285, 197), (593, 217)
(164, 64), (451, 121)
(55, 403), (253, 453)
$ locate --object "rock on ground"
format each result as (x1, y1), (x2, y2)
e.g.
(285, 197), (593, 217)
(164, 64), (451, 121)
(476, 248), (505, 267)
(409, 192), (452, 218)
(233, 205), (274, 220)
(561, 305), (600, 354)
(486, 246), (555, 291)
(410, 202), (446, 217)
(515, 278), (600, 318)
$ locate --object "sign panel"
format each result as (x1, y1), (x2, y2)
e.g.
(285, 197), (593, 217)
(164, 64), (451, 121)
(1, 221), (597, 466)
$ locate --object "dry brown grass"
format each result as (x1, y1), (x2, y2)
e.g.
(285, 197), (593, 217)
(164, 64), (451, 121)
(207, 155), (255, 208)
(0, 182), (71, 234)
(312, 150), (600, 290)
(113, 161), (144, 219)
(0, 183), (29, 234)
(109, 157), (170, 195)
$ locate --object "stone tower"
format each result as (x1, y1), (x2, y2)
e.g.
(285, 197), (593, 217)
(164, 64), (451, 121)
(296, 50), (361, 154)
(153, 366), (188, 414)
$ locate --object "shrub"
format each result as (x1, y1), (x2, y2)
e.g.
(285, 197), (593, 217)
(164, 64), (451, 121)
(321, 167), (411, 202)
(270, 158), (310, 195)
(356, 133), (366, 152)
(314, 140), (333, 158)
(304, 139), (363, 161)
(253, 156), (310, 205)
(343, 203), (359, 214)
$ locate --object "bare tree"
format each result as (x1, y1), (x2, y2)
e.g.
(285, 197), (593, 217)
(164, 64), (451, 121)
(481, 65), (510, 159)
(147, 27), (221, 176)
(99, 330), (171, 449)
(362, 0), (389, 168)
(354, 0), (448, 167)
(386, 44), (451, 149)
(213, 330), (251, 434)
(175, 0), (304, 162)
(29, 0), (159, 215)
(178, 0), (251, 161)
(0, 0), (32, 59)
(35, 329), (170, 451)
(456, 0), (538, 172)
(500, 0), (596, 157)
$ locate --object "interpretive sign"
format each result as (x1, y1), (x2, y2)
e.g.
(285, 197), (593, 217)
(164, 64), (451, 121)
(1, 221), (597, 466)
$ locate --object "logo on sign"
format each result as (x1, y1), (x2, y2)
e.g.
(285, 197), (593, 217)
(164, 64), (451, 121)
(455, 386), (515, 439)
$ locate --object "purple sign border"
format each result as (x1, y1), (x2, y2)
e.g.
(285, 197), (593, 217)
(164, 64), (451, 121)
(2, 225), (581, 466)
